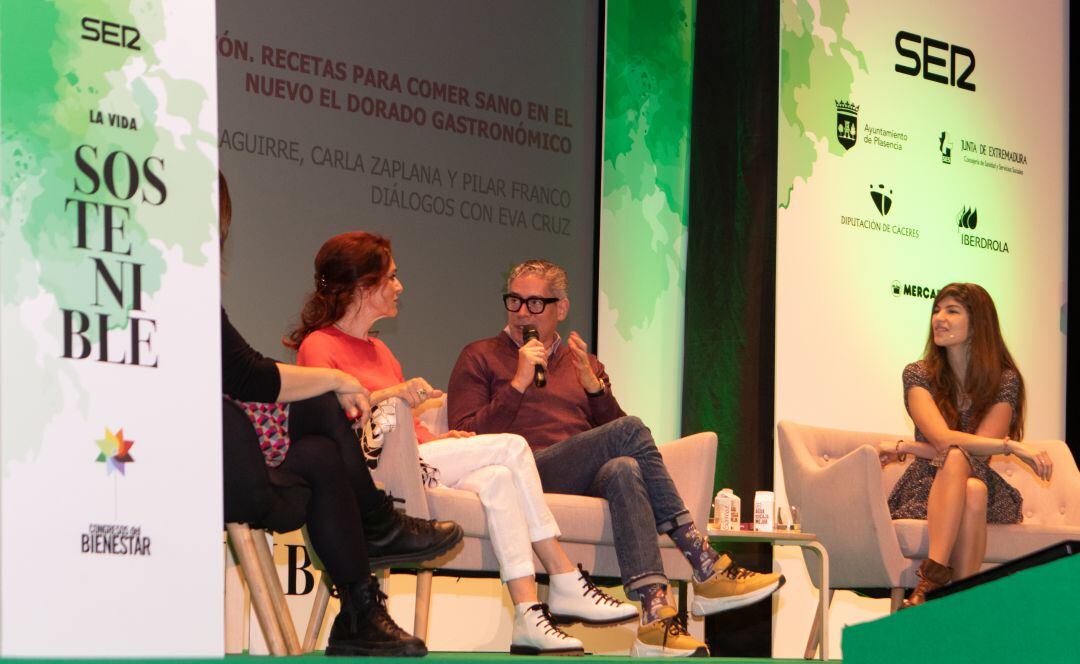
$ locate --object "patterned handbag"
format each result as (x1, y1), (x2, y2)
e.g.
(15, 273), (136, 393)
(226, 398), (292, 468)
(353, 401), (396, 469)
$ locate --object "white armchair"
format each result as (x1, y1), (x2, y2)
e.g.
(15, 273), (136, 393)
(374, 396), (719, 638)
(777, 420), (1080, 601)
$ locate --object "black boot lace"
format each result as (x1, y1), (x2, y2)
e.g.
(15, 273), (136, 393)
(365, 491), (403, 520)
(360, 580), (411, 638)
(575, 564), (625, 607)
(659, 611), (692, 646)
(399, 512), (440, 536)
(369, 490), (435, 539)
(716, 551), (754, 580)
(529, 603), (573, 639)
(380, 491), (444, 538)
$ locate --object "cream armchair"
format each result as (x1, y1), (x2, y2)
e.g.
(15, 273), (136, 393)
(373, 396), (719, 639)
(777, 420), (1080, 602)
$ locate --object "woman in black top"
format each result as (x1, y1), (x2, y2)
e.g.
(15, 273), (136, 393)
(219, 173), (461, 657)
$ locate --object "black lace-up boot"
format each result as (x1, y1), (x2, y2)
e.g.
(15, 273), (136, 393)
(362, 490), (463, 567)
(326, 576), (427, 657)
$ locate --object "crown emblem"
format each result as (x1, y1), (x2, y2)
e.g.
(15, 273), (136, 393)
(835, 100), (859, 116)
(836, 100), (860, 150)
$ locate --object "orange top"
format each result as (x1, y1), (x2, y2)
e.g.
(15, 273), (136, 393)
(296, 326), (436, 442)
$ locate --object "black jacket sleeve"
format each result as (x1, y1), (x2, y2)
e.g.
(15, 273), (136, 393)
(221, 308), (281, 402)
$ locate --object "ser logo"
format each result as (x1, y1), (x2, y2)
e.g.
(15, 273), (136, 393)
(895, 31), (974, 92)
(835, 100), (859, 151)
(81, 17), (142, 51)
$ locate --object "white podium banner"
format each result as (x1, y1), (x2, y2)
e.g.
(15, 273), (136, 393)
(1, 0), (220, 656)
(773, 0), (1067, 658)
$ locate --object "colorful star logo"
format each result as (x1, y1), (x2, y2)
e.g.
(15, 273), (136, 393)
(95, 427), (135, 475)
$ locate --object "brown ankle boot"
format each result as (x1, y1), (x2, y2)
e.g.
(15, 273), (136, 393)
(902, 559), (953, 608)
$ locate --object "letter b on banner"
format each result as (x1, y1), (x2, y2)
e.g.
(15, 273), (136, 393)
(286, 544), (315, 595)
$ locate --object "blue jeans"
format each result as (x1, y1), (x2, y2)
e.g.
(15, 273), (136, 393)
(533, 416), (692, 598)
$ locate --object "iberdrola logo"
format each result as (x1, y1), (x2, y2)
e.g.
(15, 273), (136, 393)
(95, 427), (135, 475)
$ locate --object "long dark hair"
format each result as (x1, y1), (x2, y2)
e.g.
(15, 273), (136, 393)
(284, 231), (392, 349)
(922, 282), (1025, 439)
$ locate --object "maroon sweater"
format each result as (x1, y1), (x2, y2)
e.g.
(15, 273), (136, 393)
(447, 332), (625, 451)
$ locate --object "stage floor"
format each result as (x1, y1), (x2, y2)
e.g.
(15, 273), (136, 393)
(3, 653), (820, 663)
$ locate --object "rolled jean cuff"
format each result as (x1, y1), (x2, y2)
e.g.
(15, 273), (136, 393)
(624, 572), (670, 601)
(528, 520), (561, 543)
(656, 509), (693, 535)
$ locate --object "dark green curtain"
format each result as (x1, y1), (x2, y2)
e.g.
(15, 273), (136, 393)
(682, 1), (779, 657)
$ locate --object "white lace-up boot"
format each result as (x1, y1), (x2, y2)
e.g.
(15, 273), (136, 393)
(510, 603), (585, 656)
(547, 565), (639, 625)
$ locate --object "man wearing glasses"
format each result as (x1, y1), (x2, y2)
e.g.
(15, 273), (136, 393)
(447, 259), (783, 658)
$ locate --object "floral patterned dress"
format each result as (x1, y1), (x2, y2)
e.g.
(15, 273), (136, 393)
(887, 361), (1023, 524)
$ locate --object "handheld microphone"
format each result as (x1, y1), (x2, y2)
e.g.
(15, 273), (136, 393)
(522, 324), (546, 388)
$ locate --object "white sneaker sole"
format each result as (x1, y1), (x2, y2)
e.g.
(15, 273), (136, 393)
(690, 576), (784, 616)
(510, 644), (584, 656)
(630, 639), (709, 658)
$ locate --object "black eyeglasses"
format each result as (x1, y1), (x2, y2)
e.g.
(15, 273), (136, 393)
(503, 294), (560, 314)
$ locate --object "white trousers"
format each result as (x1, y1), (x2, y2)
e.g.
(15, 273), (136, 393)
(420, 433), (560, 582)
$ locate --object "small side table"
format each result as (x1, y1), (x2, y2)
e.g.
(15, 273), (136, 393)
(706, 527), (830, 661)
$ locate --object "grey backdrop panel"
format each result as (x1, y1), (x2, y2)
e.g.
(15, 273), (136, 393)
(218, 0), (599, 386)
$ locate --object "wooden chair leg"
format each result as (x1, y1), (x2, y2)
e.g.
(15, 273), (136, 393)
(223, 534), (248, 654)
(413, 570), (434, 642)
(227, 523), (288, 657)
(890, 587), (906, 613)
(251, 529), (303, 655)
(803, 588), (835, 660)
(303, 573), (334, 653)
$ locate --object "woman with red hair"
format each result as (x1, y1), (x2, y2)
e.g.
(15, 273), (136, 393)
(289, 232), (639, 656)
(219, 175), (462, 657)
(882, 283), (1053, 606)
